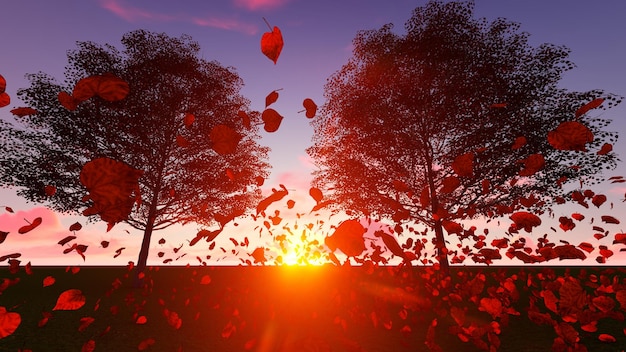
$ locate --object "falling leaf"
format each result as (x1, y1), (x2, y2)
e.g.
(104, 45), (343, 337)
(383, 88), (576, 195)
(81, 340), (96, 352)
(80, 157), (143, 230)
(452, 153), (473, 177)
(43, 276), (56, 287)
(0, 92), (9, 108)
(58, 236), (76, 246)
(58, 91), (78, 110)
(69, 222), (82, 232)
(0, 307), (21, 339)
(303, 98), (317, 118)
(592, 194), (607, 208)
(200, 275), (211, 285)
(183, 113), (195, 127)
(575, 98), (604, 118)
(100, 241), (110, 248)
(324, 219), (366, 257)
(18, 217), (42, 234)
(256, 184), (288, 214)
(518, 153), (545, 176)
(265, 90), (279, 107)
(260, 20), (283, 64)
(53, 289), (86, 310)
(176, 135), (190, 148)
(0, 231), (8, 244)
(44, 185), (57, 196)
(238, 110), (251, 129)
(598, 334), (616, 343)
(597, 143), (612, 155)
(547, 121), (594, 151)
(261, 108), (283, 132)
(113, 247), (125, 258)
(0, 74), (5, 93)
(511, 136), (526, 150)
(209, 124), (241, 155)
(251, 247), (267, 264)
(138, 338), (156, 351)
(136, 316), (147, 324)
(309, 187), (323, 203)
(10, 107), (37, 117)
(601, 215), (619, 224)
(510, 212), (541, 232)
(73, 73), (129, 102)
(78, 317), (95, 332)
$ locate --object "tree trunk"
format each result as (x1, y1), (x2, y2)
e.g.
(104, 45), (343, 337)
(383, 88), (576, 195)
(432, 219), (450, 274)
(133, 203), (157, 288)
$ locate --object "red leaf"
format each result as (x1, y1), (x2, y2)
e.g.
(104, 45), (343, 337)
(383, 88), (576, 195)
(598, 333), (616, 343)
(260, 23), (283, 64)
(601, 215), (620, 224)
(238, 110), (251, 129)
(58, 236), (76, 246)
(0, 231), (8, 244)
(0, 307), (21, 339)
(78, 316), (95, 331)
(261, 108), (283, 133)
(18, 217), (42, 234)
(210, 124), (241, 155)
(452, 153), (474, 177)
(511, 136), (526, 150)
(518, 153), (545, 176)
(0, 92), (10, 108)
(81, 339), (96, 352)
(183, 113), (195, 127)
(138, 338), (156, 351)
(10, 107), (38, 117)
(575, 98), (604, 118)
(58, 91), (77, 110)
(0, 74), (5, 94)
(69, 222), (82, 232)
(53, 289), (85, 310)
(478, 297), (503, 318)
(309, 187), (323, 203)
(265, 90), (279, 107)
(597, 143), (613, 155)
(43, 276), (56, 287)
(136, 316), (147, 324)
(73, 73), (129, 102)
(303, 98), (317, 118)
(80, 157), (143, 230)
(592, 194), (607, 208)
(200, 275), (211, 285)
(324, 220), (366, 257)
(510, 212), (542, 232)
(251, 247), (266, 264)
(176, 135), (189, 148)
(547, 121), (594, 151)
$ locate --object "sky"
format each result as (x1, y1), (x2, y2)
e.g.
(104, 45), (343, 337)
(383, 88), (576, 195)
(0, 0), (625, 266)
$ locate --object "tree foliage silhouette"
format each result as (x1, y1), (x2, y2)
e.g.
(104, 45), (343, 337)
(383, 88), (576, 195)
(307, 1), (621, 271)
(0, 30), (270, 279)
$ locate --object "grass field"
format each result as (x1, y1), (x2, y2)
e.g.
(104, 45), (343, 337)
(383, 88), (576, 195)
(0, 265), (625, 351)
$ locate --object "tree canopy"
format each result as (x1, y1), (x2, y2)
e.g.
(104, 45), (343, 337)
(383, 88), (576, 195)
(0, 30), (270, 275)
(307, 0), (621, 270)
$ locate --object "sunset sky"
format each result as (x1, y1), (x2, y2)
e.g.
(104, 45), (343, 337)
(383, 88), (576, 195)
(1, 0), (625, 266)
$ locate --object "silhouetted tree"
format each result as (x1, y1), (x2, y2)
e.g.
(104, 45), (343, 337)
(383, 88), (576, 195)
(308, 1), (620, 271)
(0, 30), (270, 280)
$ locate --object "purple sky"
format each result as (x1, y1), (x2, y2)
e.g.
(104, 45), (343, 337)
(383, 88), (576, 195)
(1, 0), (625, 266)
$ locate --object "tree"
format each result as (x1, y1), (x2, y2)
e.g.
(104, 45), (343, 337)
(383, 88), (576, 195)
(0, 30), (270, 280)
(307, 1), (621, 272)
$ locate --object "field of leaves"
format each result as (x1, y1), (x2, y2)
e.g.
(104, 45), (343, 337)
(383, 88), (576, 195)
(0, 264), (625, 351)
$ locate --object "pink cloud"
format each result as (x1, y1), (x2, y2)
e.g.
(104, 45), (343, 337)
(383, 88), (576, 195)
(233, 0), (290, 11)
(192, 17), (258, 35)
(99, 0), (177, 22)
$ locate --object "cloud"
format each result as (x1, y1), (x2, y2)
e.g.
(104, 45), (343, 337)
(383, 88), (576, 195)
(99, 0), (258, 35)
(192, 17), (258, 35)
(233, 0), (290, 11)
(99, 0), (177, 22)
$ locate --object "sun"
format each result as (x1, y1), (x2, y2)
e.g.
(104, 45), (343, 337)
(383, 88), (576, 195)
(274, 241), (327, 266)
